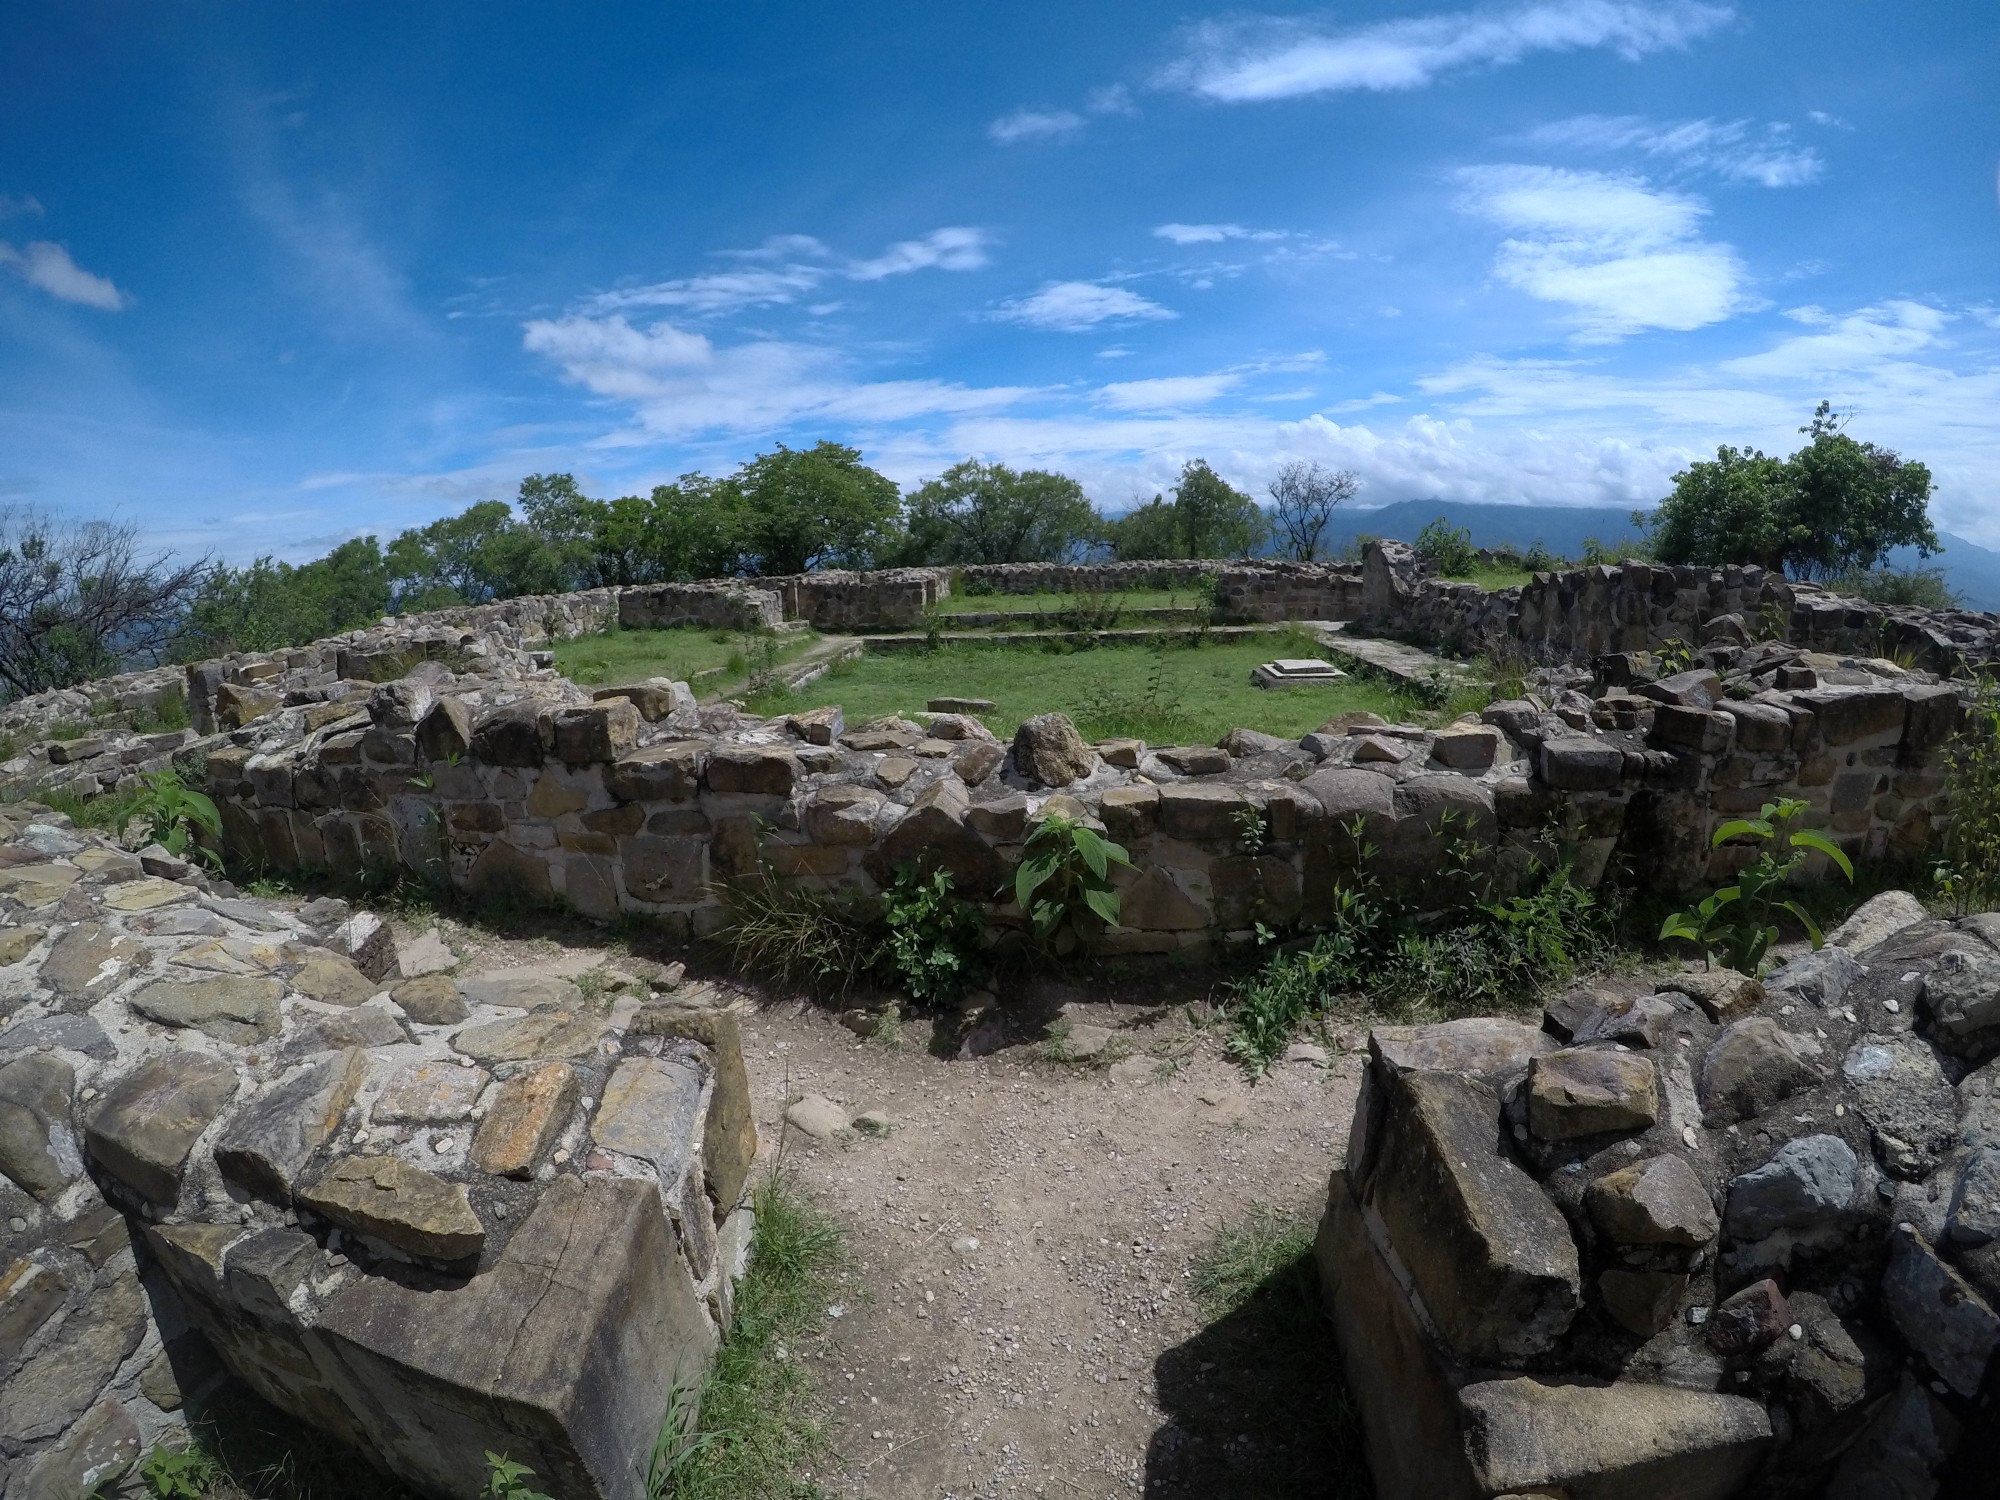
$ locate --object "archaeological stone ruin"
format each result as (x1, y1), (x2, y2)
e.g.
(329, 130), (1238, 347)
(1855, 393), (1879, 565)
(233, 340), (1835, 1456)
(4, 539), (2000, 1496)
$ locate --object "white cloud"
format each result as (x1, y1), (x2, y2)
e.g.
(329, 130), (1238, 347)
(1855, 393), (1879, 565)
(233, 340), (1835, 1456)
(0, 194), (44, 220)
(0, 240), (128, 310)
(1719, 301), (1947, 378)
(521, 312), (1032, 438)
(848, 227), (992, 280)
(1094, 373), (1242, 411)
(1455, 164), (1746, 339)
(1152, 222), (1287, 245)
(993, 282), (1178, 332)
(587, 228), (990, 315)
(1163, 1), (1732, 102)
(989, 109), (1087, 144)
(1528, 114), (1823, 187)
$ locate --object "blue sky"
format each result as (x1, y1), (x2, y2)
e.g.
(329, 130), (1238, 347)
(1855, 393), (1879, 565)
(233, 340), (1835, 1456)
(3, 0), (1997, 563)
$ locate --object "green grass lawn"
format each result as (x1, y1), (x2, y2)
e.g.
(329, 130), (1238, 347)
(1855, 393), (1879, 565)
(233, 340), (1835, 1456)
(1441, 564), (1536, 591)
(552, 626), (820, 690)
(934, 585), (1204, 615)
(745, 630), (1431, 742)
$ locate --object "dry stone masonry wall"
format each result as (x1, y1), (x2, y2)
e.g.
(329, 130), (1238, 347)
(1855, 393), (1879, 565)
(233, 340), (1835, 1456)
(1319, 890), (2000, 1497)
(0, 804), (754, 1500)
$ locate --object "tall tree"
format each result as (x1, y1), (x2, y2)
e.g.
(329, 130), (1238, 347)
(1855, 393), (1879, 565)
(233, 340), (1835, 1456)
(0, 506), (208, 699)
(1652, 403), (1938, 578)
(386, 501), (571, 608)
(899, 459), (1099, 565)
(1170, 460), (1265, 559)
(1267, 461), (1359, 562)
(731, 442), (903, 574)
(1103, 497), (1182, 561)
(178, 537), (392, 656)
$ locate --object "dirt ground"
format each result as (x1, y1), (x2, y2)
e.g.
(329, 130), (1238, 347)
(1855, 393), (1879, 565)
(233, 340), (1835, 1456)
(438, 913), (1368, 1500)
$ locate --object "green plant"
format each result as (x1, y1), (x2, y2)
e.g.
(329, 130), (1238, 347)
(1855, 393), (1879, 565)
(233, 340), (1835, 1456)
(482, 1453), (554, 1500)
(1656, 636), (1697, 674)
(1934, 675), (2000, 916)
(142, 1444), (221, 1499)
(1230, 802), (1267, 854)
(1414, 517), (1479, 577)
(874, 864), (984, 1003)
(130, 690), (192, 734)
(1014, 815), (1131, 952)
(135, 768), (225, 871)
(713, 869), (879, 996)
(1660, 799), (1855, 973)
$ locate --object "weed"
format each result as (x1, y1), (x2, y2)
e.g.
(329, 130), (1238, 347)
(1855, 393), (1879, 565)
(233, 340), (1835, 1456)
(481, 1454), (554, 1500)
(1660, 798), (1854, 973)
(131, 690), (193, 734)
(1935, 675), (2000, 916)
(874, 864), (983, 1004)
(714, 871), (879, 998)
(141, 1444), (220, 1498)
(128, 768), (225, 870)
(43, 719), (90, 742)
(1015, 814), (1130, 954)
(1192, 1204), (1318, 1320)
(650, 1173), (846, 1500)
(1414, 517), (1479, 577)
(1656, 637), (1697, 674)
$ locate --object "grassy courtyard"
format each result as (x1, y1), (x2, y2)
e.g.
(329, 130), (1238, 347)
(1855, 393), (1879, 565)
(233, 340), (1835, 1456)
(552, 626), (821, 692)
(934, 585), (1204, 615)
(745, 630), (1425, 742)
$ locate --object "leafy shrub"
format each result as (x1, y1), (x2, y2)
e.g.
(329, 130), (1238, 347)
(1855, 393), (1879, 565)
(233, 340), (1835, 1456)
(874, 865), (984, 1003)
(1414, 518), (1479, 577)
(1660, 798), (1853, 973)
(142, 1445), (220, 1499)
(1935, 675), (2000, 915)
(1826, 565), (1959, 610)
(134, 769), (224, 871)
(1522, 540), (1563, 571)
(1015, 815), (1131, 953)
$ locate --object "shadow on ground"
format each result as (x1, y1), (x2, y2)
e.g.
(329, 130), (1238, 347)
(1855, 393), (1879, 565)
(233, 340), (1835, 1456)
(1142, 1243), (1373, 1500)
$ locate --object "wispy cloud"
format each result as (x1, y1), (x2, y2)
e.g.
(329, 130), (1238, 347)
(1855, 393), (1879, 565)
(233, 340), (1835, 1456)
(1455, 164), (1746, 339)
(989, 83), (1137, 145)
(1528, 114), (1823, 187)
(1094, 373), (1243, 411)
(0, 240), (128, 310)
(520, 313), (1032, 439)
(588, 228), (991, 315)
(1153, 222), (1287, 245)
(848, 227), (992, 280)
(0, 194), (45, 220)
(1719, 301), (1947, 378)
(992, 282), (1178, 332)
(1162, 1), (1732, 102)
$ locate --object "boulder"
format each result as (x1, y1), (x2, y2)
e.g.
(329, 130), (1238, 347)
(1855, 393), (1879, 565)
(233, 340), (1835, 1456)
(1723, 1133), (1859, 1241)
(1699, 1016), (1824, 1126)
(1587, 1155), (1719, 1247)
(84, 1051), (239, 1205)
(1828, 890), (1930, 952)
(1527, 1048), (1660, 1139)
(1010, 712), (1096, 787)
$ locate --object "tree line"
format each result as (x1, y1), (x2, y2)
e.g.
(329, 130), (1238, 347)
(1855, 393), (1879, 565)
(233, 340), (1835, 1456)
(0, 402), (1946, 701)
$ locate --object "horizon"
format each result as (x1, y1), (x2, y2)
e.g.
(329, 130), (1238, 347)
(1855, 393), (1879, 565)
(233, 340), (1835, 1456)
(3, 1), (1996, 565)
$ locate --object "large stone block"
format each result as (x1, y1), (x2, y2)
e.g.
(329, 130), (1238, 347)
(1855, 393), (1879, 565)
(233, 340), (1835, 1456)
(470, 705), (546, 767)
(1155, 782), (1247, 841)
(213, 1048), (369, 1203)
(1351, 1066), (1580, 1366)
(704, 745), (798, 796)
(84, 1050), (240, 1205)
(605, 744), (705, 802)
(0, 1053), (80, 1201)
(552, 702), (640, 766)
(297, 1155), (485, 1263)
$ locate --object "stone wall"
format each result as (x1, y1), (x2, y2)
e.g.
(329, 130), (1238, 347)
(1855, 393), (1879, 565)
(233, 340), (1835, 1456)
(1319, 891), (2000, 1496)
(0, 805), (752, 1500)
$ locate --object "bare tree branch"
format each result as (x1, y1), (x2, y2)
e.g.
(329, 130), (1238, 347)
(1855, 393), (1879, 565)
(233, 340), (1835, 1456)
(0, 505), (209, 701)
(1266, 461), (1358, 562)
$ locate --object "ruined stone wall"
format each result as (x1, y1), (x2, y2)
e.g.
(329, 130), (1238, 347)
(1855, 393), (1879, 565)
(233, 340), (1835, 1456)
(0, 807), (753, 1500)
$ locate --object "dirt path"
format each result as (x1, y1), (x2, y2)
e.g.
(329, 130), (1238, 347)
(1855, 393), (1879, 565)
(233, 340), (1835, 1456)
(432, 913), (1365, 1499)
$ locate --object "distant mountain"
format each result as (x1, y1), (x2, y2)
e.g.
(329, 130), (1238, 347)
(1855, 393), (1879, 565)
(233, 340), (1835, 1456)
(1314, 501), (2000, 613)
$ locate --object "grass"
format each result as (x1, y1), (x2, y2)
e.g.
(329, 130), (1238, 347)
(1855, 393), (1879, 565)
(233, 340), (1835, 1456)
(1154, 1205), (1370, 1498)
(137, 1383), (425, 1500)
(1440, 563), (1535, 591)
(745, 630), (1432, 743)
(552, 625), (820, 692)
(651, 1172), (847, 1500)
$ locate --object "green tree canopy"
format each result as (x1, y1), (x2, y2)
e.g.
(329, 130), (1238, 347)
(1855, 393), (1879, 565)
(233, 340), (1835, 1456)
(386, 500), (571, 607)
(1651, 403), (1938, 579)
(179, 537), (392, 657)
(1102, 497), (1182, 561)
(899, 459), (1100, 565)
(1172, 460), (1265, 558)
(730, 442), (903, 574)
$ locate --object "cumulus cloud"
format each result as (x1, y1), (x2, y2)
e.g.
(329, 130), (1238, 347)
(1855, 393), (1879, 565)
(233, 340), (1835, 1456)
(1529, 114), (1823, 187)
(0, 240), (128, 310)
(1455, 164), (1746, 339)
(1162, 1), (1732, 102)
(992, 282), (1179, 332)
(521, 312), (1031, 438)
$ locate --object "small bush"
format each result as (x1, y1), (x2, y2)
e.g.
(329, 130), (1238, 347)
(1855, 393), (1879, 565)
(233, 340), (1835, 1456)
(1015, 814), (1131, 954)
(481, 1454), (553, 1500)
(131, 691), (192, 734)
(874, 864), (984, 1004)
(1522, 539), (1564, 571)
(1826, 565), (1959, 611)
(1936, 675), (2000, 915)
(1660, 798), (1853, 973)
(1414, 518), (1479, 577)
(714, 872), (879, 997)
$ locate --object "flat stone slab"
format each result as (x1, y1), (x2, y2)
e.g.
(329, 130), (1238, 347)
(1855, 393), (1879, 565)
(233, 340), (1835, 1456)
(100, 876), (193, 912)
(397, 929), (457, 978)
(471, 1062), (577, 1179)
(298, 1155), (485, 1262)
(84, 1051), (240, 1205)
(453, 1012), (605, 1063)
(129, 976), (283, 1044)
(213, 1049), (369, 1201)
(373, 1060), (490, 1122)
(594, 1057), (704, 1164)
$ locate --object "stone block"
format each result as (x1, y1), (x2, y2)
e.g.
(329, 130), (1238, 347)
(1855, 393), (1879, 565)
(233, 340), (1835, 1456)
(373, 1060), (491, 1123)
(1699, 1016), (1824, 1125)
(594, 1056), (704, 1169)
(593, 678), (694, 723)
(622, 835), (707, 905)
(1540, 735), (1625, 790)
(414, 696), (472, 761)
(1881, 1226), (1999, 1398)
(297, 1155), (485, 1262)
(552, 702), (640, 766)
(15, 1397), (140, 1500)
(1587, 1155), (1718, 1247)
(213, 1048), (369, 1202)
(0, 1054), (80, 1201)
(1156, 782), (1247, 841)
(1116, 867), (1209, 932)
(467, 839), (554, 903)
(967, 790), (1028, 841)
(130, 975), (283, 1044)
(705, 745), (798, 796)
(633, 1006), (756, 1214)
(606, 743), (705, 802)
(803, 785), (883, 845)
(0, 1258), (69, 1361)
(470, 705), (546, 767)
(471, 1062), (578, 1179)
(951, 740), (1005, 786)
(1431, 724), (1500, 770)
(84, 1050), (239, 1206)
(1528, 1048), (1659, 1139)
(785, 705), (844, 745)
(1370, 1017), (1552, 1081)
(1154, 745), (1230, 776)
